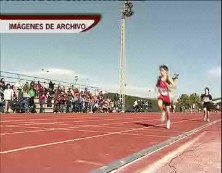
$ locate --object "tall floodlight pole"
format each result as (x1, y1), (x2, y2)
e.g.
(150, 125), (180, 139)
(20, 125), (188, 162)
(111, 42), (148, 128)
(119, 1), (134, 112)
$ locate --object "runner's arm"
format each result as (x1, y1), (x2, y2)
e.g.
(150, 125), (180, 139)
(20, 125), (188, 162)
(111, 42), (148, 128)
(209, 95), (213, 102)
(167, 76), (176, 89)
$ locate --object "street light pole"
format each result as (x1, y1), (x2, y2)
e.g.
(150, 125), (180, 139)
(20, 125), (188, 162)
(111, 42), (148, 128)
(119, 1), (134, 112)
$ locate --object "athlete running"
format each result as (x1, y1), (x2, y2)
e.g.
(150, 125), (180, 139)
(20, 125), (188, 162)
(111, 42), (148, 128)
(156, 65), (176, 129)
(201, 87), (212, 122)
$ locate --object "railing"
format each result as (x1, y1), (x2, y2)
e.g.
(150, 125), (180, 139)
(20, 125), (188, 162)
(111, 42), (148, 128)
(0, 71), (100, 94)
(212, 97), (221, 102)
(0, 71), (104, 113)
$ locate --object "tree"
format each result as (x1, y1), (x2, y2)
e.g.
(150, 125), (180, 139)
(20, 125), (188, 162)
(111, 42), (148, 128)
(189, 93), (202, 108)
(178, 94), (190, 106)
(177, 93), (202, 111)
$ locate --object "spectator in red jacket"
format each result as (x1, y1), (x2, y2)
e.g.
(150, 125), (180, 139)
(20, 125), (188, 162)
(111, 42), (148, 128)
(54, 86), (62, 113)
(39, 91), (47, 113)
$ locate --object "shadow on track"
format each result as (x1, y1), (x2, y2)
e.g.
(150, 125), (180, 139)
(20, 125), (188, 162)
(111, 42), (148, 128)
(134, 122), (165, 129)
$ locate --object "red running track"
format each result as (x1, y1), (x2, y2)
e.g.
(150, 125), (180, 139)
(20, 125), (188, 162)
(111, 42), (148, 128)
(0, 112), (221, 173)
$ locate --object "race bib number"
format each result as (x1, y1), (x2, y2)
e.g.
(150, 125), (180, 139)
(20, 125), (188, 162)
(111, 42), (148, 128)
(159, 88), (168, 96)
(203, 97), (209, 102)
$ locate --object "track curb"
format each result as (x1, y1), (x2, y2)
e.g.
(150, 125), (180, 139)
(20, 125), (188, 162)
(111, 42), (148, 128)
(91, 119), (221, 173)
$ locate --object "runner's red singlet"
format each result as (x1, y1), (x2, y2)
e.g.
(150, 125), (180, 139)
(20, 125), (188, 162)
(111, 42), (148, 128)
(157, 79), (171, 103)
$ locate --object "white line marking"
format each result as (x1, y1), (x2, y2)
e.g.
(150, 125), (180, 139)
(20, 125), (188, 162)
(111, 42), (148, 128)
(113, 119), (221, 173)
(75, 160), (103, 166)
(76, 129), (102, 133)
(0, 113), (155, 123)
(0, 118), (200, 154)
(0, 117), (199, 136)
(0, 118), (163, 135)
(0, 127), (106, 136)
(0, 116), (112, 122)
(139, 132), (207, 173)
(0, 117), (146, 127)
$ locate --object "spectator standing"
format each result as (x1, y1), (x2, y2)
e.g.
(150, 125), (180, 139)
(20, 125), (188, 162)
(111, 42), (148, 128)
(17, 88), (27, 113)
(28, 86), (36, 113)
(23, 82), (30, 93)
(30, 81), (35, 88)
(0, 78), (5, 89)
(54, 86), (62, 113)
(39, 92), (47, 113)
(48, 80), (55, 95)
(59, 91), (67, 113)
(11, 91), (18, 113)
(46, 92), (53, 108)
(0, 78), (5, 100)
(3, 84), (13, 113)
(66, 89), (73, 113)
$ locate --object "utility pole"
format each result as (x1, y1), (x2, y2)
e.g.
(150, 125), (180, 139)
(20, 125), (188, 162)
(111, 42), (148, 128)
(119, 1), (134, 112)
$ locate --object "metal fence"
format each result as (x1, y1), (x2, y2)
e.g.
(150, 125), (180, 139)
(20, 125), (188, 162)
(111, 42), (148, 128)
(0, 71), (104, 113)
(0, 71), (100, 94)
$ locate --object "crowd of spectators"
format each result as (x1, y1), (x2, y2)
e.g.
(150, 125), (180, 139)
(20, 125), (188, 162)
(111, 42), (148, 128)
(0, 78), (115, 114)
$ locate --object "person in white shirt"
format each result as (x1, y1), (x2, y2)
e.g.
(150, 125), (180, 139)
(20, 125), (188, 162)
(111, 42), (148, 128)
(3, 84), (13, 113)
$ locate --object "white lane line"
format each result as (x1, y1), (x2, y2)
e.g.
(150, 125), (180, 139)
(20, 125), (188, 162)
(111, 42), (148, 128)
(0, 116), (195, 136)
(75, 129), (102, 133)
(0, 115), (115, 122)
(0, 118), (162, 136)
(113, 119), (221, 173)
(75, 160), (104, 166)
(0, 118), (197, 154)
(0, 117), (208, 136)
(0, 113), (154, 123)
(139, 132), (206, 173)
(0, 117), (145, 127)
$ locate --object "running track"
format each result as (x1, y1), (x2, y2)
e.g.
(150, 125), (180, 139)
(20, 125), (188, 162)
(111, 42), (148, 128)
(0, 112), (221, 173)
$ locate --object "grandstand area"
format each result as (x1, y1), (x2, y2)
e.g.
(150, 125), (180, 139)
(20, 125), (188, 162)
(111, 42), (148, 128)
(1, 71), (220, 115)
(0, 71), (117, 114)
(0, 71), (161, 114)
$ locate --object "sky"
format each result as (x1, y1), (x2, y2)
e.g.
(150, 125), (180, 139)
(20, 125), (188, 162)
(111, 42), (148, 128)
(0, 1), (221, 99)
